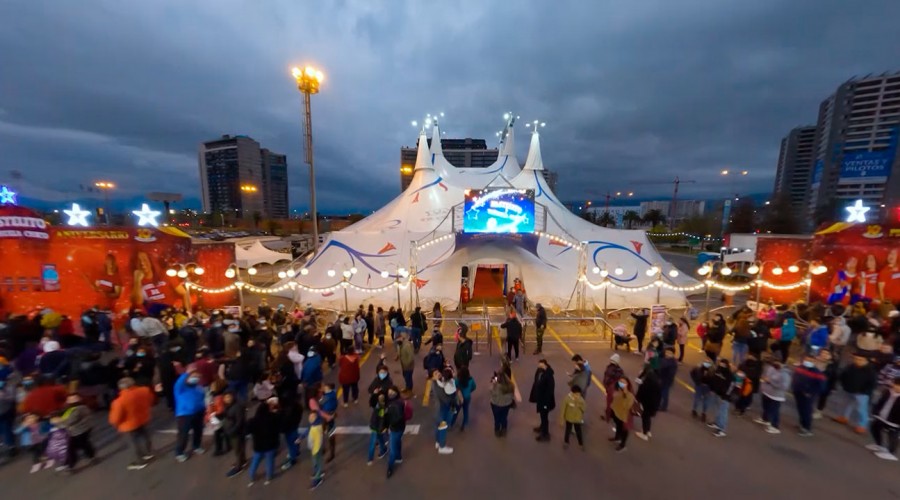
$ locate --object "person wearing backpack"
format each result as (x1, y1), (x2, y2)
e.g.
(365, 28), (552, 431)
(778, 314), (797, 363)
(53, 394), (96, 472)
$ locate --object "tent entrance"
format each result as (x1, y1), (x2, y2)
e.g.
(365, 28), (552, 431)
(471, 264), (507, 306)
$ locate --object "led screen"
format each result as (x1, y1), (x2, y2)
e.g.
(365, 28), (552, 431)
(463, 188), (535, 234)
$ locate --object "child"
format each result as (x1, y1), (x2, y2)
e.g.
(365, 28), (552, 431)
(733, 371), (753, 415)
(424, 326), (443, 348)
(562, 385), (586, 450)
(318, 384), (338, 462)
(220, 390), (247, 478)
(367, 393), (388, 465)
(207, 380), (230, 456)
(15, 413), (49, 473)
(308, 413), (325, 490)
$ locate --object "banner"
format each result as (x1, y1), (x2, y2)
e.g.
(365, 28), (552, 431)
(839, 150), (894, 183)
(810, 223), (900, 305)
(0, 222), (238, 323)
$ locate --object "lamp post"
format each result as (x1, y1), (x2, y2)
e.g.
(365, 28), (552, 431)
(225, 264), (245, 313)
(291, 65), (325, 254)
(746, 259), (827, 306)
(166, 263), (205, 314)
(327, 265), (358, 313)
(94, 181), (115, 225)
(698, 261), (732, 321)
(380, 266), (410, 309)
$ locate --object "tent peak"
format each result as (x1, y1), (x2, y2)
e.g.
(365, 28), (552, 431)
(523, 129), (545, 171)
(430, 121), (443, 158)
(413, 132), (433, 172)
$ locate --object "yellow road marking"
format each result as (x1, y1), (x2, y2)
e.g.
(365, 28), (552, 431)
(547, 326), (607, 395)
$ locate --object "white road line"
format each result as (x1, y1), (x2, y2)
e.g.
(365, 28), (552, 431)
(157, 425), (420, 436)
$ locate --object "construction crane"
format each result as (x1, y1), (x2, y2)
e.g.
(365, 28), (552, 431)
(633, 177), (697, 230)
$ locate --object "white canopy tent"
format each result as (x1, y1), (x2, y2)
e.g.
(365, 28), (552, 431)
(235, 240), (291, 269)
(272, 118), (699, 311)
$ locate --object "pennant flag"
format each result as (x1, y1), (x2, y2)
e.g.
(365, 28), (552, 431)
(366, 273), (372, 286)
(412, 192), (420, 203)
(438, 182), (448, 191)
(548, 239), (567, 247)
(322, 291), (334, 297)
(378, 242), (396, 254)
(415, 278), (429, 289)
(630, 240), (643, 254)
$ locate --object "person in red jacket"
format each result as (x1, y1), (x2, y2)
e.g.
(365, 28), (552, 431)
(108, 377), (155, 470)
(338, 349), (361, 407)
(21, 377), (67, 418)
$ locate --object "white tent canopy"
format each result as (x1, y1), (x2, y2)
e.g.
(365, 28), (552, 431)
(272, 118), (699, 311)
(236, 240), (291, 268)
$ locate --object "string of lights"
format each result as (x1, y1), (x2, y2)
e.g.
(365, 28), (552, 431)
(647, 232), (723, 241)
(186, 277), (414, 295)
(576, 277), (809, 293)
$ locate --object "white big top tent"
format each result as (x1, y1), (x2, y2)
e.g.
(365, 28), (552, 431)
(272, 118), (700, 312)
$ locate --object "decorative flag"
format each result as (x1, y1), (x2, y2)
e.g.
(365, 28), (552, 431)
(415, 278), (429, 289)
(630, 240), (643, 254)
(412, 192), (420, 203)
(378, 242), (396, 254)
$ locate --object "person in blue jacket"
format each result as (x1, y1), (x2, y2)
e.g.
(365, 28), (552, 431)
(174, 367), (207, 461)
(301, 349), (324, 386)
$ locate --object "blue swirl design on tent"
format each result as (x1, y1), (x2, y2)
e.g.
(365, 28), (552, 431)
(408, 176), (445, 196)
(456, 156), (508, 175)
(586, 240), (652, 283)
(305, 240), (397, 275)
(532, 170), (568, 210)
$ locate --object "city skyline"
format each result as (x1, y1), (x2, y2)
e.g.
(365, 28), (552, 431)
(2, 1), (900, 214)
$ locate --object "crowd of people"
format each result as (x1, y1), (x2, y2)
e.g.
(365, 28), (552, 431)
(1, 292), (899, 496)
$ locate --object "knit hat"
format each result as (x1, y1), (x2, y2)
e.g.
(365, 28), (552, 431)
(610, 353), (621, 365)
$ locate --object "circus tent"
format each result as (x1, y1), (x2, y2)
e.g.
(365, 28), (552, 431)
(273, 118), (699, 312)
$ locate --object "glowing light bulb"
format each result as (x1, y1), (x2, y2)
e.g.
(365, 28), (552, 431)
(166, 268), (178, 277)
(720, 267), (732, 276)
(747, 265), (760, 274)
(327, 269), (336, 277)
(772, 267), (783, 276)
(300, 268), (309, 275)
(225, 268), (236, 279)
(193, 267), (204, 276)
(177, 269), (188, 279)
(380, 271), (389, 278)
(788, 265), (800, 273)
(247, 267), (258, 276)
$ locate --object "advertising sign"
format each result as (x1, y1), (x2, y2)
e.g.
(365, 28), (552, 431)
(650, 304), (667, 337)
(811, 159), (823, 186)
(838, 150), (894, 183)
(463, 188), (535, 234)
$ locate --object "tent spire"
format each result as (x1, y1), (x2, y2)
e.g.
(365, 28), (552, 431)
(523, 127), (545, 171)
(499, 114), (517, 158)
(430, 119), (443, 158)
(413, 132), (433, 172)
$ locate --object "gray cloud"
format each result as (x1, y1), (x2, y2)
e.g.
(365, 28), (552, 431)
(1, 0), (899, 213)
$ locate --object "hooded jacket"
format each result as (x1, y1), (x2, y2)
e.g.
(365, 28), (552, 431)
(636, 370), (662, 416)
(528, 366), (556, 411)
(249, 404), (281, 452)
(109, 385), (154, 433)
(839, 363), (878, 395)
(301, 353), (323, 385)
(174, 373), (206, 417)
(454, 338), (473, 369)
(500, 317), (523, 342)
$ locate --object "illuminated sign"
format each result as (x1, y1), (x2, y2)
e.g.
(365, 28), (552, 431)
(463, 188), (535, 234)
(64, 203), (91, 227)
(132, 203), (161, 227)
(0, 185), (16, 205)
(845, 199), (870, 223)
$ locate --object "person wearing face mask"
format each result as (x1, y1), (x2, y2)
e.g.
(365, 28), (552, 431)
(792, 355), (828, 437)
(384, 386), (406, 478)
(609, 377), (635, 452)
(108, 377), (155, 470)
(124, 346), (155, 388)
(423, 344), (445, 378)
(396, 334), (415, 392)
(706, 359), (735, 438)
(52, 394), (95, 472)
(173, 367), (207, 461)
(867, 376), (900, 461)
(223, 321), (243, 359)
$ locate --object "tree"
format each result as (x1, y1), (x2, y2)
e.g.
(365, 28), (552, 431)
(677, 214), (718, 237)
(623, 210), (641, 229)
(760, 195), (801, 234)
(727, 198), (756, 234)
(642, 209), (666, 228)
(597, 211), (615, 227)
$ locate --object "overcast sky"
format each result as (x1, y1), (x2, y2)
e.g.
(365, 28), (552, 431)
(2, 0), (899, 213)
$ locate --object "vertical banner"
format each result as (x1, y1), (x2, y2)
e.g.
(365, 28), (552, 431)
(650, 304), (667, 337)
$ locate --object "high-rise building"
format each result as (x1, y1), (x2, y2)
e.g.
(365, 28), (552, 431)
(198, 135), (289, 220)
(773, 125), (817, 211)
(806, 73), (900, 224)
(399, 137), (558, 191)
(261, 149), (289, 219)
(639, 200), (705, 225)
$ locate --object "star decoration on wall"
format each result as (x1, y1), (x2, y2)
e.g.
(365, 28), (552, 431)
(132, 203), (161, 227)
(64, 203), (91, 227)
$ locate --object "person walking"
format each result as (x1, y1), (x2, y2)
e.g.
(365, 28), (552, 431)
(690, 359), (715, 422)
(736, 352), (763, 415)
(704, 315), (727, 362)
(603, 354), (625, 421)
(834, 352), (879, 434)
(308, 412), (325, 490)
(338, 349), (361, 407)
(561, 385), (586, 450)
(754, 357), (791, 434)
(375, 307), (387, 348)
(432, 368), (456, 455)
(221, 390), (247, 477)
(707, 359), (734, 438)
(658, 348), (678, 412)
(677, 317), (690, 362)
(410, 307), (427, 353)
(490, 371), (516, 437)
(501, 312), (523, 361)
(366, 392), (388, 465)
(635, 366), (661, 441)
(54, 394), (96, 472)
(385, 386), (406, 478)
(451, 366), (476, 431)
(529, 359), (556, 441)
(108, 377), (154, 470)
(396, 334), (415, 392)
(173, 368), (207, 462)
(609, 377), (635, 452)
(247, 397), (281, 487)
(630, 308), (649, 354)
(867, 376), (900, 461)
(792, 354), (828, 437)
(525, 302), (544, 355)
(568, 355), (591, 400)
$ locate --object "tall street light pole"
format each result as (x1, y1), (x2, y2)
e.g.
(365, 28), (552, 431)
(292, 66), (325, 253)
(94, 181), (115, 225)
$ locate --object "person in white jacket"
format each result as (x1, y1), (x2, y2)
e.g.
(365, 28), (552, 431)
(286, 342), (304, 380)
(829, 316), (851, 357)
